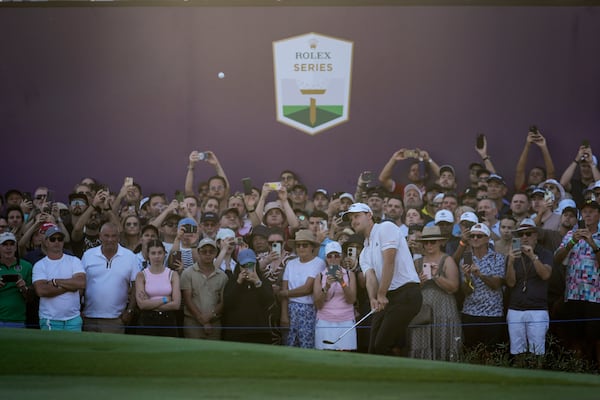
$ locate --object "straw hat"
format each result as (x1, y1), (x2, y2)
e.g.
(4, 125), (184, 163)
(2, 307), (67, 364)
(288, 229), (320, 247)
(417, 226), (446, 241)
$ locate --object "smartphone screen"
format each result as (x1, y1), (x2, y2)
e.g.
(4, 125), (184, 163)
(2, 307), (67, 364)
(319, 220), (328, 231)
(242, 178), (253, 196)
(512, 237), (521, 251)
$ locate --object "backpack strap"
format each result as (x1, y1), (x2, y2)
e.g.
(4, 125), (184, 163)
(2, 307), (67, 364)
(436, 254), (449, 277)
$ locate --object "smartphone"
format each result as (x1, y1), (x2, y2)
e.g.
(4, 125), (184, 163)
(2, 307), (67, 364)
(245, 263), (255, 272)
(124, 177), (134, 186)
(404, 149), (418, 158)
(361, 171), (373, 182)
(175, 190), (184, 202)
(271, 242), (282, 256)
(347, 246), (357, 261)
(512, 237), (521, 251)
(169, 251), (182, 266)
(578, 220), (586, 230)
(582, 139), (590, 148)
(319, 220), (328, 231)
(544, 190), (555, 205)
(422, 263), (432, 280)
(23, 192), (32, 202)
(266, 182), (282, 190)
(2, 274), (19, 283)
(463, 252), (473, 266)
(476, 133), (485, 149)
(242, 177), (253, 196)
(327, 264), (340, 278)
(183, 225), (198, 234)
(194, 151), (209, 161)
(235, 237), (244, 246)
(529, 125), (539, 134)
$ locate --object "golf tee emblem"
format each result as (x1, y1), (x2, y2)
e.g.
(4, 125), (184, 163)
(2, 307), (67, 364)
(273, 32), (353, 135)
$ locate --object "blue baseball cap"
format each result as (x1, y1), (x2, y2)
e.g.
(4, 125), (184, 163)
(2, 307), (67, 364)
(178, 217), (198, 229)
(238, 249), (257, 265)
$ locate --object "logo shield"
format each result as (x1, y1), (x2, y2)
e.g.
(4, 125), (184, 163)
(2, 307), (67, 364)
(273, 32), (354, 136)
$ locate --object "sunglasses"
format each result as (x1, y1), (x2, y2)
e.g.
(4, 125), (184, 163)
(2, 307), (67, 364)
(48, 236), (64, 243)
(1, 241), (16, 246)
(70, 200), (87, 206)
(35, 195), (47, 200)
(326, 253), (341, 259)
(517, 231), (535, 238)
(296, 243), (312, 248)
(470, 234), (486, 239)
(199, 248), (217, 255)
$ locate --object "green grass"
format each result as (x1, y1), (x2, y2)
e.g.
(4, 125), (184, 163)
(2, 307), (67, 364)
(2, 329), (600, 399)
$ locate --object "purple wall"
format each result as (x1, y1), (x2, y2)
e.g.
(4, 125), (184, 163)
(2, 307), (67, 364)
(1, 6), (599, 200)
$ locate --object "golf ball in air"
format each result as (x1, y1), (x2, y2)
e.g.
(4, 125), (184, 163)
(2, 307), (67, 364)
(218, 72), (225, 79)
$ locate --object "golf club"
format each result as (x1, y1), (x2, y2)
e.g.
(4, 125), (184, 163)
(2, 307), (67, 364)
(322, 308), (377, 345)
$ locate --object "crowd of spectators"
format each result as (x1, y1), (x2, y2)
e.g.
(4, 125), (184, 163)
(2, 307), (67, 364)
(1, 130), (600, 366)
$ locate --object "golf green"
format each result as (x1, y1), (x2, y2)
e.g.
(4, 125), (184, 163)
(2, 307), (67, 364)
(1, 328), (599, 399)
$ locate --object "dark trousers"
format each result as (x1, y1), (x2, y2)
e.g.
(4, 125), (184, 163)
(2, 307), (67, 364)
(461, 313), (506, 350)
(369, 283), (422, 355)
(137, 310), (178, 337)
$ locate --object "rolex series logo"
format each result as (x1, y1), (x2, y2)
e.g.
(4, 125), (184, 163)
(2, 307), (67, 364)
(273, 33), (354, 135)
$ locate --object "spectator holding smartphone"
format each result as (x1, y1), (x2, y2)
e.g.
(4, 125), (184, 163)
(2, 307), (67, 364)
(560, 143), (600, 207)
(514, 127), (556, 192)
(313, 241), (357, 351)
(505, 219), (553, 362)
(411, 226), (461, 361)
(0, 232), (33, 328)
(222, 249), (273, 344)
(280, 230), (325, 349)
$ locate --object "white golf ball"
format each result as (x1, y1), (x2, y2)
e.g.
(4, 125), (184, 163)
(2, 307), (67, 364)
(218, 72), (225, 79)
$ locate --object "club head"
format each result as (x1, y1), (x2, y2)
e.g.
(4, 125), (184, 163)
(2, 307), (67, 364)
(322, 340), (335, 345)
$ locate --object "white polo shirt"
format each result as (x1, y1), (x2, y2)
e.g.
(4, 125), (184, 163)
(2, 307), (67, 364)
(360, 221), (419, 290)
(82, 245), (138, 318)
